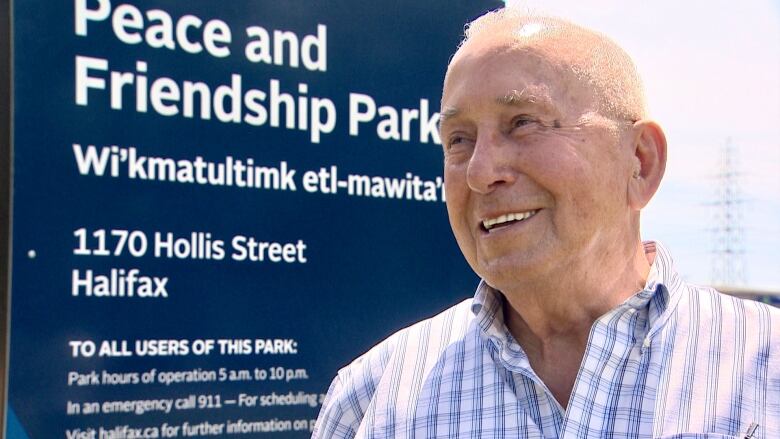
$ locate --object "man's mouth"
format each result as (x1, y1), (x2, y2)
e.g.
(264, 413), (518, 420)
(481, 209), (540, 232)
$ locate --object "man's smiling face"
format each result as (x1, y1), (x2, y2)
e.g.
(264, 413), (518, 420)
(440, 38), (635, 289)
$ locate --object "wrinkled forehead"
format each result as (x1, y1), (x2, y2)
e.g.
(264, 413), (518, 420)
(442, 37), (596, 118)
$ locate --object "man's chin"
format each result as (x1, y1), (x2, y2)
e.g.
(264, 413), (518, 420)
(475, 254), (549, 288)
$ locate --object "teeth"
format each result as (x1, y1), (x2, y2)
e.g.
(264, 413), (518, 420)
(482, 210), (537, 231)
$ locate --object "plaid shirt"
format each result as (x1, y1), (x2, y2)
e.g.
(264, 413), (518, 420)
(313, 242), (780, 438)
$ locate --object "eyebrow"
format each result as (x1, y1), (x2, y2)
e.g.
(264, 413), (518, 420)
(439, 88), (560, 124)
(439, 107), (459, 122)
(496, 88), (557, 115)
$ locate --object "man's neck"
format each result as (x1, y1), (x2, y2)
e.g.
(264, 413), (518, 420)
(498, 240), (652, 407)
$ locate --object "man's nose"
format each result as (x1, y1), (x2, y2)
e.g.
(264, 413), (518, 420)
(466, 133), (515, 194)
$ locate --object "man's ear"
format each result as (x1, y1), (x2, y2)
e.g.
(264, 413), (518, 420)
(627, 120), (667, 210)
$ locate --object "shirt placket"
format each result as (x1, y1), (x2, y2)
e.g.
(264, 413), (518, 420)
(487, 331), (566, 438)
(559, 303), (649, 438)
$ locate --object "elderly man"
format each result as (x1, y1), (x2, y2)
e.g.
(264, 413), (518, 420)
(313, 9), (779, 438)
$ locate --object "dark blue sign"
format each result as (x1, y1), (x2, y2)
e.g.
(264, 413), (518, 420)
(7, 1), (494, 437)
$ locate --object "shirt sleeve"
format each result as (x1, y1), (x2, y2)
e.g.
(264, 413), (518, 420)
(311, 373), (363, 439)
(310, 321), (410, 438)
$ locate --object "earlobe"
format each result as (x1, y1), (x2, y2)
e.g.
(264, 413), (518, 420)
(627, 120), (667, 210)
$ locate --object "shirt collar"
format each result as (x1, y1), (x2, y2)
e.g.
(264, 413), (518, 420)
(470, 279), (508, 343)
(641, 241), (686, 339)
(470, 241), (684, 345)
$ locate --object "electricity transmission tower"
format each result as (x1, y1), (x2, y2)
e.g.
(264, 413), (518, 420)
(710, 137), (746, 287)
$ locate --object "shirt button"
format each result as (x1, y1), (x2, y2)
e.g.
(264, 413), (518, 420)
(643, 337), (651, 348)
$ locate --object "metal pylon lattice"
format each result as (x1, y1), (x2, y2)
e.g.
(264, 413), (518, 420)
(710, 137), (746, 287)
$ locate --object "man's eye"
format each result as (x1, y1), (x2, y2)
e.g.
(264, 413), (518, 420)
(446, 135), (471, 151)
(512, 115), (537, 128)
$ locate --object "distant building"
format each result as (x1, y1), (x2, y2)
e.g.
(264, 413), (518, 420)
(718, 286), (780, 307)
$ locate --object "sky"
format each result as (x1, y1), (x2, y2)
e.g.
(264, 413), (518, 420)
(503, 0), (780, 291)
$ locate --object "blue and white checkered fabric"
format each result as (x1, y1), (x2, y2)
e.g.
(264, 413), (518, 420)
(313, 242), (780, 438)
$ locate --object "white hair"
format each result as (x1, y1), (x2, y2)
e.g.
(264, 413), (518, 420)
(453, 8), (648, 122)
